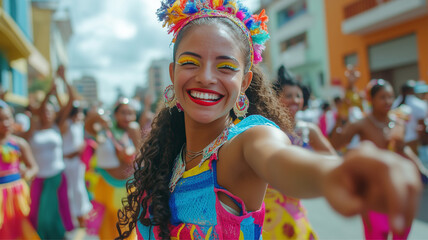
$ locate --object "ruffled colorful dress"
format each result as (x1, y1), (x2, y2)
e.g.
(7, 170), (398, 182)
(262, 121), (318, 240)
(0, 139), (39, 239)
(137, 115), (278, 239)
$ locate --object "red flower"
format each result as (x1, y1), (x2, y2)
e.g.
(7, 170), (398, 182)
(282, 223), (295, 238)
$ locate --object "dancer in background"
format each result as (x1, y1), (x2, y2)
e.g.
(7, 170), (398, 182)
(24, 79), (74, 239)
(330, 79), (427, 239)
(85, 98), (140, 239)
(117, 1), (421, 239)
(393, 80), (428, 155)
(261, 67), (336, 240)
(274, 66), (335, 153)
(0, 101), (39, 239)
(56, 66), (92, 228)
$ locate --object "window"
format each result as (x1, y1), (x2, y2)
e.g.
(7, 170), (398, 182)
(344, 53), (358, 67)
(277, 0), (307, 28)
(319, 72), (324, 86)
(280, 32), (307, 52)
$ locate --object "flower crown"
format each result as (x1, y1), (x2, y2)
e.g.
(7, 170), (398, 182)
(156, 0), (270, 68)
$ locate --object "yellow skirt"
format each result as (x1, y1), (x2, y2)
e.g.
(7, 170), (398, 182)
(93, 169), (135, 239)
(263, 188), (317, 240)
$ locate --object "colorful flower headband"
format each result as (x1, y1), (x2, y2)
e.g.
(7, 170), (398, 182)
(156, 0), (270, 69)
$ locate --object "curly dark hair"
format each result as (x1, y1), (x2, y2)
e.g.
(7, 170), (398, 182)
(116, 17), (293, 239)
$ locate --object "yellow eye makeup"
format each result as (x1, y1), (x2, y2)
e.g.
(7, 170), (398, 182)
(217, 62), (239, 71)
(177, 56), (200, 66)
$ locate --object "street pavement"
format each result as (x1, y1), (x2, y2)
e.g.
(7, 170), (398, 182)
(302, 186), (428, 240)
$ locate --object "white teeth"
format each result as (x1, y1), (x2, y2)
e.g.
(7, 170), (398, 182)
(190, 90), (221, 101)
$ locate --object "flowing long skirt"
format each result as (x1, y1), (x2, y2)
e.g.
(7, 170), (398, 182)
(29, 171), (74, 239)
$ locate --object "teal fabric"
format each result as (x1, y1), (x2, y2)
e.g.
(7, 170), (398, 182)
(228, 115), (280, 140)
(96, 168), (129, 188)
(37, 173), (66, 239)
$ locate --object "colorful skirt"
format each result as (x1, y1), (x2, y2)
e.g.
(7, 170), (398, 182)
(262, 187), (318, 240)
(92, 168), (135, 239)
(29, 171), (74, 239)
(0, 175), (40, 239)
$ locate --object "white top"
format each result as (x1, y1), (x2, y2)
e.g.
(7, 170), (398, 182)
(96, 130), (135, 169)
(30, 126), (65, 178)
(63, 120), (85, 156)
(393, 95), (427, 142)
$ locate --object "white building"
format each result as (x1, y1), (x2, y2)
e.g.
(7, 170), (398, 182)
(262, 0), (329, 98)
(72, 75), (98, 105)
(147, 59), (170, 101)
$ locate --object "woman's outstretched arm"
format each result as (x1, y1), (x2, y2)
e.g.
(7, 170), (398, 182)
(241, 125), (421, 235)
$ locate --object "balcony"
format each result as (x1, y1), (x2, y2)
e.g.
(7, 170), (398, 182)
(0, 9), (32, 60)
(277, 12), (312, 44)
(342, 0), (428, 35)
(281, 42), (306, 69)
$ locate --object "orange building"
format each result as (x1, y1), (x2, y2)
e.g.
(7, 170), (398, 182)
(325, 0), (428, 93)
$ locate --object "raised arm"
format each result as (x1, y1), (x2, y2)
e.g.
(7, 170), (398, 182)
(20, 104), (40, 140)
(84, 108), (110, 138)
(39, 80), (57, 111)
(55, 65), (75, 132)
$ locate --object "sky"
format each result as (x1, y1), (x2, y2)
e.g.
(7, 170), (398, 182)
(63, 0), (260, 106)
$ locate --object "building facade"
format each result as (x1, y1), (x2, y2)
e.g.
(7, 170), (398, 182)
(264, 0), (330, 97)
(0, 0), (48, 106)
(147, 59), (170, 102)
(325, 0), (428, 93)
(72, 75), (98, 105)
(0, 0), (68, 107)
(31, 0), (72, 102)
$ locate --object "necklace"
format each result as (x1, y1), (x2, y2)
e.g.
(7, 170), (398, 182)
(368, 114), (395, 137)
(170, 120), (234, 192)
(182, 143), (204, 163)
(182, 118), (234, 164)
(368, 114), (395, 129)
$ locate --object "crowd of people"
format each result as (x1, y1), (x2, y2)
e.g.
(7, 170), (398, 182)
(0, 0), (427, 239)
(0, 64), (147, 239)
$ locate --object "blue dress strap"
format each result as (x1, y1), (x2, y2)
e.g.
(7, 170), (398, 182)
(228, 115), (280, 140)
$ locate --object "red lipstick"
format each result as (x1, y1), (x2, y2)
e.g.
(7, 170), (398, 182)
(187, 88), (224, 106)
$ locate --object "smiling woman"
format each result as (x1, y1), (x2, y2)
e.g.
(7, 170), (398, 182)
(116, 1), (422, 240)
(169, 22), (253, 124)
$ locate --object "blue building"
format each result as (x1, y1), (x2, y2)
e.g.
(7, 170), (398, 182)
(0, 0), (49, 106)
